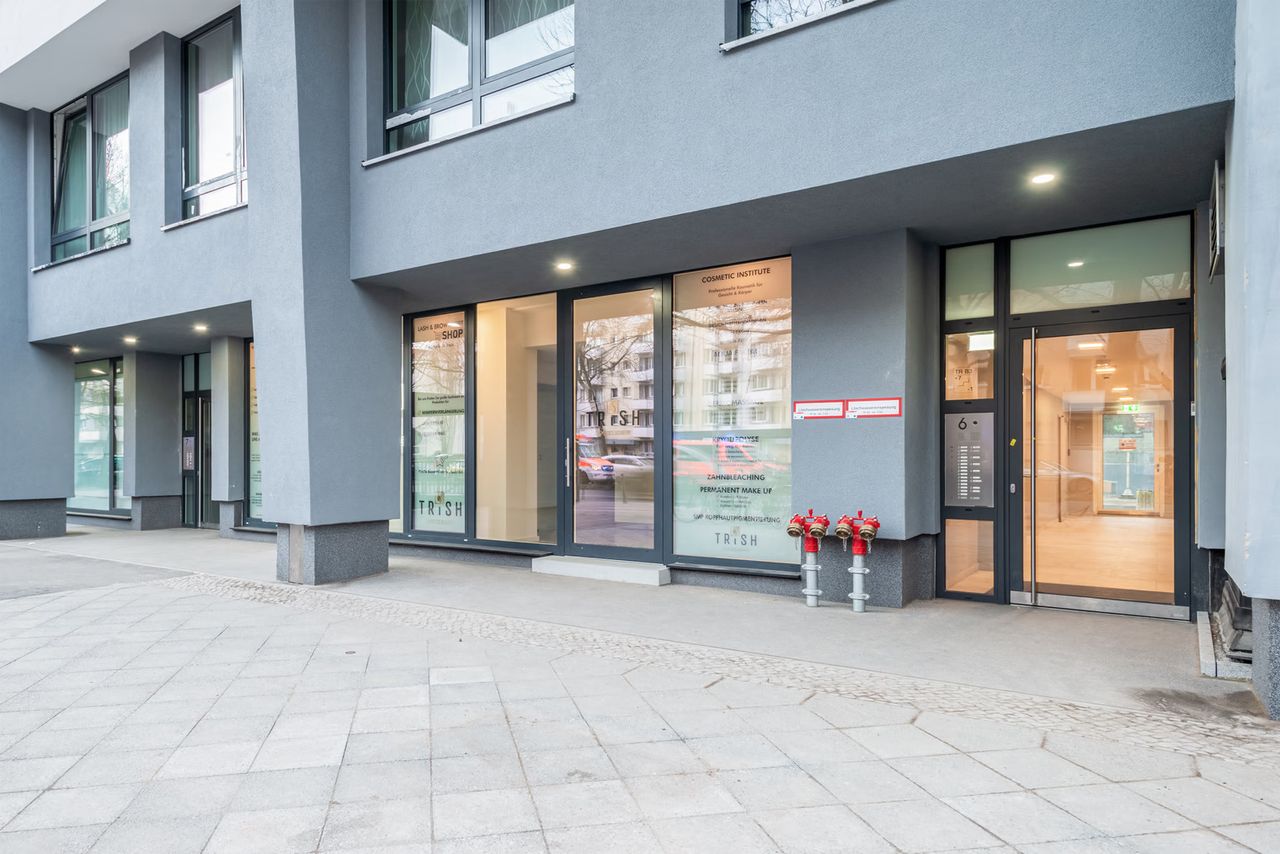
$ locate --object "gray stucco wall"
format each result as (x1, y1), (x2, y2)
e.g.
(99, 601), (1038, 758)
(791, 230), (937, 541)
(349, 0), (1235, 281)
(1224, 0), (1280, 600)
(0, 104), (70, 504)
(123, 351), (181, 498)
(1194, 201), (1226, 551)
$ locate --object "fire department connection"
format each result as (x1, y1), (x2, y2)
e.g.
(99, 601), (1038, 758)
(786, 508), (880, 612)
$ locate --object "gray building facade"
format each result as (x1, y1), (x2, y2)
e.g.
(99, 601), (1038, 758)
(2, 0), (1278, 713)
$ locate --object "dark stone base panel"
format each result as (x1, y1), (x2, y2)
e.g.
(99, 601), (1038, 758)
(1254, 598), (1280, 720)
(0, 499), (67, 539)
(130, 496), (183, 531)
(217, 501), (245, 536)
(277, 521), (389, 584)
(670, 534), (937, 609)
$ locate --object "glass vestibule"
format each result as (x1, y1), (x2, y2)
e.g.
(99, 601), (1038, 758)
(401, 257), (795, 570)
(939, 213), (1193, 618)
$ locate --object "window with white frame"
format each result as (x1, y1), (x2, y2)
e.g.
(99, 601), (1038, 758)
(385, 0), (575, 153)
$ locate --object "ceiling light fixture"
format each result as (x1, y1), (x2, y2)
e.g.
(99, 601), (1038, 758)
(193, 324), (208, 333)
(1111, 386), (1129, 393)
(446, 321), (462, 328)
(70, 346), (81, 354)
(90, 368), (106, 376)
(123, 336), (138, 345)
(1067, 260), (1084, 268)
(1118, 396), (1134, 402)
(1094, 363), (1115, 374)
(1077, 341), (1104, 350)
(1030, 172), (1057, 185)
(554, 260), (575, 272)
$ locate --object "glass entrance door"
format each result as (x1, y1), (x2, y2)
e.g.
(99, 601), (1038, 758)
(1010, 320), (1187, 618)
(181, 391), (218, 529)
(564, 285), (660, 559)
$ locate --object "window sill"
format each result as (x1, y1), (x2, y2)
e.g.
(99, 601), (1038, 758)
(363, 93), (575, 168)
(161, 201), (248, 233)
(720, 0), (888, 52)
(32, 238), (130, 273)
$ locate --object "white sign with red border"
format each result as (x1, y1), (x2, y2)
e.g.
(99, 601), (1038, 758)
(845, 397), (903, 419)
(793, 400), (845, 420)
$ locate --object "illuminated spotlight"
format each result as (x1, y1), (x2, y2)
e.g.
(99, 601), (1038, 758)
(1030, 172), (1057, 185)
(123, 336), (138, 345)
(1067, 260), (1084, 268)
(554, 260), (575, 272)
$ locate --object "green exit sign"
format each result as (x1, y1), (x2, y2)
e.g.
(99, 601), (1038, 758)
(1119, 404), (1140, 413)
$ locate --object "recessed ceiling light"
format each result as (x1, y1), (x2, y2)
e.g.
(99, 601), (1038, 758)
(1077, 341), (1104, 350)
(1118, 396), (1134, 402)
(193, 324), (208, 333)
(554, 260), (575, 272)
(1094, 363), (1115, 374)
(1030, 172), (1057, 185)
(70, 346), (81, 354)
(1067, 260), (1084, 268)
(123, 336), (138, 345)
(1112, 386), (1129, 393)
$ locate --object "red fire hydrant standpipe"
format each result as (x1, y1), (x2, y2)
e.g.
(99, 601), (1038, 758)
(836, 511), (881, 613)
(787, 509), (829, 607)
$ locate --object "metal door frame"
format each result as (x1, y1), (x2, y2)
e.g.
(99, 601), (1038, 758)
(557, 277), (670, 564)
(1005, 313), (1193, 620)
(181, 388), (215, 528)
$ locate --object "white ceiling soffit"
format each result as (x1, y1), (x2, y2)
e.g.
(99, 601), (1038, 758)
(0, 0), (238, 110)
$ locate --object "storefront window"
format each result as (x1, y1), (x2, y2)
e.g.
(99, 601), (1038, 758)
(672, 258), (793, 564)
(71, 359), (127, 512)
(247, 342), (264, 520)
(411, 311), (467, 532)
(476, 295), (557, 544)
(1010, 215), (1191, 314)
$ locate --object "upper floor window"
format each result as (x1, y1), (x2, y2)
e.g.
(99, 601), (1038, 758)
(51, 76), (130, 261)
(183, 12), (247, 218)
(385, 0), (575, 153)
(735, 0), (858, 38)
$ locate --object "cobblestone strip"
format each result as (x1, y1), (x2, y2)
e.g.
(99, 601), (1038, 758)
(157, 573), (1280, 769)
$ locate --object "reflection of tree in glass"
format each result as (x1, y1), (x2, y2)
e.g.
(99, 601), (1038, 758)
(576, 314), (651, 430)
(747, 0), (851, 34)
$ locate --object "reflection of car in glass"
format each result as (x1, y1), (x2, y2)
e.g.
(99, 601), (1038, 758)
(674, 438), (783, 478)
(576, 437), (614, 485)
(606, 455), (654, 500)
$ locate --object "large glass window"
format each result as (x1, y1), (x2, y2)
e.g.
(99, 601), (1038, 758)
(384, 0), (575, 153)
(1010, 216), (1191, 314)
(246, 342), (264, 521)
(411, 312), (467, 533)
(737, 0), (861, 37)
(672, 259), (793, 564)
(475, 294), (557, 544)
(71, 359), (128, 513)
(183, 13), (246, 219)
(51, 77), (130, 261)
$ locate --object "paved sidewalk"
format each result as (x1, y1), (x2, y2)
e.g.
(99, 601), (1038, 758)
(0, 559), (1278, 852)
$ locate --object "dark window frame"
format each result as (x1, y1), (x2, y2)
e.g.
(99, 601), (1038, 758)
(181, 9), (247, 218)
(382, 0), (575, 153)
(50, 72), (131, 260)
